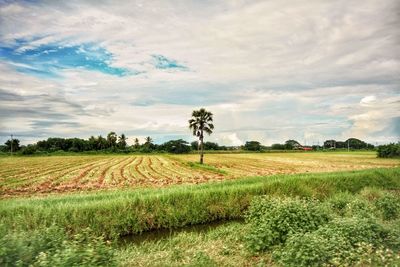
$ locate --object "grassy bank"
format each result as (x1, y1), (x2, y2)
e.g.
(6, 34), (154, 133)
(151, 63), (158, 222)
(1, 167), (399, 238)
(116, 189), (400, 266)
(3, 187), (399, 267)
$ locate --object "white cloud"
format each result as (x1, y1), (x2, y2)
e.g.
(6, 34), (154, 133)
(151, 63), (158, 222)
(360, 95), (376, 105)
(215, 133), (243, 146)
(0, 0), (399, 145)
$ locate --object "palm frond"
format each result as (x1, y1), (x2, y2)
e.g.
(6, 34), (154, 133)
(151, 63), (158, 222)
(189, 108), (214, 138)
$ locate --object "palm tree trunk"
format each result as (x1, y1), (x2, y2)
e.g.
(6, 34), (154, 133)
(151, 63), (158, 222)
(200, 133), (204, 164)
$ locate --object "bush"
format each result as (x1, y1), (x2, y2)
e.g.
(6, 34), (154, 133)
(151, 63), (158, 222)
(0, 225), (66, 266)
(245, 197), (331, 252)
(21, 144), (37, 155)
(374, 193), (400, 220)
(377, 143), (400, 158)
(33, 229), (116, 267)
(327, 192), (356, 216)
(342, 198), (376, 219)
(273, 230), (336, 266)
(273, 217), (393, 267)
(0, 226), (115, 267)
(327, 191), (382, 219)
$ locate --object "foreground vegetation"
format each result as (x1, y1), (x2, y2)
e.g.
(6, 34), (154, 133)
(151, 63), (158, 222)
(1, 168), (399, 237)
(116, 188), (400, 266)
(1, 168), (399, 266)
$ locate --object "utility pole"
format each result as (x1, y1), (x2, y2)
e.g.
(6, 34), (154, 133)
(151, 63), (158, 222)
(10, 134), (13, 155)
(347, 139), (350, 152)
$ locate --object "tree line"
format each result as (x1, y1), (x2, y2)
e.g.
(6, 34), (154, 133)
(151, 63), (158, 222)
(239, 138), (376, 151)
(0, 135), (377, 155)
(0, 108), (380, 159)
(0, 132), (234, 155)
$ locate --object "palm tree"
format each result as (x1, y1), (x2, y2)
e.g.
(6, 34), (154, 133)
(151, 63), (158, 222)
(134, 138), (140, 148)
(118, 134), (128, 149)
(144, 136), (153, 145)
(188, 108), (214, 164)
(107, 132), (117, 148)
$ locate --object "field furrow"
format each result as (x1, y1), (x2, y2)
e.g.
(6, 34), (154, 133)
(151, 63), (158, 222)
(1, 152), (399, 197)
(96, 157), (128, 186)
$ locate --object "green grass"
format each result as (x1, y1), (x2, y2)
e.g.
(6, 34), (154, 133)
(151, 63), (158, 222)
(185, 162), (228, 175)
(114, 189), (400, 267)
(1, 167), (399, 239)
(116, 221), (253, 267)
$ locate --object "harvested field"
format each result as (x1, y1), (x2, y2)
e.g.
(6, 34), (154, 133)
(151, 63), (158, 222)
(0, 152), (398, 196)
(173, 152), (400, 177)
(0, 155), (224, 196)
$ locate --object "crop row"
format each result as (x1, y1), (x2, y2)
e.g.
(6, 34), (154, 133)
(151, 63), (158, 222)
(172, 152), (400, 177)
(1, 152), (399, 197)
(0, 155), (224, 196)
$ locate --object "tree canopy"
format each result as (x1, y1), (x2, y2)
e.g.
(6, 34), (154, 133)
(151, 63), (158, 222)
(189, 108), (214, 164)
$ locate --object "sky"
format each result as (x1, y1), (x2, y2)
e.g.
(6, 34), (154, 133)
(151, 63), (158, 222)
(0, 0), (399, 146)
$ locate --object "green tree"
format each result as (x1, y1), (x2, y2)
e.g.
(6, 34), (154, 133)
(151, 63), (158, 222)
(144, 136), (153, 145)
(134, 138), (140, 148)
(4, 138), (20, 152)
(346, 138), (368, 149)
(97, 135), (107, 150)
(188, 108), (214, 164)
(324, 140), (336, 149)
(106, 132), (117, 149)
(160, 139), (191, 154)
(271, 143), (285, 150)
(191, 141), (199, 150)
(118, 134), (128, 149)
(284, 140), (301, 150)
(204, 141), (219, 150)
(377, 143), (400, 158)
(88, 136), (97, 150)
(21, 144), (37, 155)
(244, 141), (262, 151)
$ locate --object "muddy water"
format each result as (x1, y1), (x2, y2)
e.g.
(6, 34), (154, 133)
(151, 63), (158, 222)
(119, 219), (245, 246)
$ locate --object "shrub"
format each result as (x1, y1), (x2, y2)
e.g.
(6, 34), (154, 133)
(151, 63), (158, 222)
(327, 191), (379, 219)
(0, 225), (66, 266)
(21, 144), (37, 155)
(358, 187), (385, 202)
(343, 198), (376, 219)
(33, 229), (116, 267)
(374, 193), (400, 220)
(377, 143), (400, 158)
(0, 226), (115, 267)
(273, 217), (394, 267)
(327, 192), (356, 215)
(352, 243), (400, 267)
(273, 231), (338, 267)
(245, 197), (331, 252)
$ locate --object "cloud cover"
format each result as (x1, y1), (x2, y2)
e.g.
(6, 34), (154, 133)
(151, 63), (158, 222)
(0, 0), (399, 145)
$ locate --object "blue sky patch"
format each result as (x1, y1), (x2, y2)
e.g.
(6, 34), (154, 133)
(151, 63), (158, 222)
(0, 40), (131, 77)
(152, 54), (187, 70)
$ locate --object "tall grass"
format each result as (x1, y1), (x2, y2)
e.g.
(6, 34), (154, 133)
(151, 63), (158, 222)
(1, 168), (399, 238)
